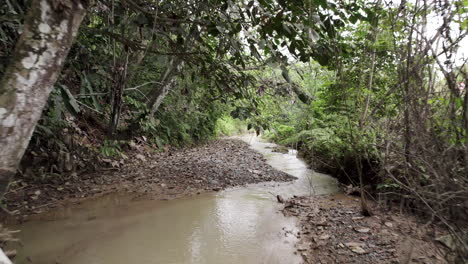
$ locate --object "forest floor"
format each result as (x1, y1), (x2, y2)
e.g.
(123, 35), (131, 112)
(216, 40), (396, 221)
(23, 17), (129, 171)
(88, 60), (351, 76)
(282, 195), (451, 264)
(4, 138), (294, 220)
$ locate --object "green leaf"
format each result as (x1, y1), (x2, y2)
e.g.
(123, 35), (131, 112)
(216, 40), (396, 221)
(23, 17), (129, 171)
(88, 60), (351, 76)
(82, 72), (101, 111)
(314, 0), (327, 8)
(349, 15), (358, 24)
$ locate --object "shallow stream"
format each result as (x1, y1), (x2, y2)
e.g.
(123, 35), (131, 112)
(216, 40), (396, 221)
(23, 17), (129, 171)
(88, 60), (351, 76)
(10, 136), (339, 264)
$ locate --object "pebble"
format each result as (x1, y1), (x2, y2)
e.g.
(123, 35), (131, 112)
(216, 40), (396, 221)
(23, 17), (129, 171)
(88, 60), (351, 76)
(355, 227), (371, 233)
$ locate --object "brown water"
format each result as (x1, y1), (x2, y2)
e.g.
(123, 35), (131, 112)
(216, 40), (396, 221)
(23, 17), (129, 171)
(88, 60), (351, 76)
(10, 136), (339, 264)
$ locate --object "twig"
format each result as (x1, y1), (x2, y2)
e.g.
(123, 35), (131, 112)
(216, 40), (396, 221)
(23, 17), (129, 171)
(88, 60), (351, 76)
(75, 100), (105, 115)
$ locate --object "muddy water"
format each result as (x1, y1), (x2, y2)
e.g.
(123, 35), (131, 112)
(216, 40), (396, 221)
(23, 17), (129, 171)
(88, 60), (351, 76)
(11, 136), (339, 264)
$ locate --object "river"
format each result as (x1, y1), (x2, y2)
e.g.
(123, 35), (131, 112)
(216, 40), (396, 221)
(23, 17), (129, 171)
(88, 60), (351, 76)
(10, 135), (339, 264)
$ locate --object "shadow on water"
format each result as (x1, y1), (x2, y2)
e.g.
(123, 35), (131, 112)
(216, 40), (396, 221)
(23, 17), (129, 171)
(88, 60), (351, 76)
(9, 135), (339, 264)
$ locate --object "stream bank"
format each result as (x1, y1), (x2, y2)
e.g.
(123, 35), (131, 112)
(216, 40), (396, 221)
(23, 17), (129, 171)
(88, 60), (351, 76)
(271, 145), (454, 263)
(281, 195), (450, 264)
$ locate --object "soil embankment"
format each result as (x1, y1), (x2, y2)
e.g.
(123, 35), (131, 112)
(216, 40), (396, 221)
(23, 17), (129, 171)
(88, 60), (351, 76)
(282, 195), (449, 264)
(4, 139), (295, 219)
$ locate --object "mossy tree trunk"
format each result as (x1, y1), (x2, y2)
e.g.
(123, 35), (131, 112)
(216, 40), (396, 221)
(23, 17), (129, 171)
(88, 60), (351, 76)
(0, 0), (89, 198)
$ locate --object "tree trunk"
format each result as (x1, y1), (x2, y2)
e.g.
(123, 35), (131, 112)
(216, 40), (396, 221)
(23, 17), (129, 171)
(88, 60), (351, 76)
(0, 0), (88, 197)
(148, 58), (182, 116)
(108, 52), (130, 136)
(147, 25), (199, 117)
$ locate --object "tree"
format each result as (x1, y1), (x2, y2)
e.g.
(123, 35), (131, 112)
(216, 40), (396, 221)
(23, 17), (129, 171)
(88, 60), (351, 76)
(0, 0), (358, 198)
(0, 0), (89, 197)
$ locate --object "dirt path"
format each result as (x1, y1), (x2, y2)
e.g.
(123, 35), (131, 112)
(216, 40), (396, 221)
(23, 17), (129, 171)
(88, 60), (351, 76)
(4, 138), (295, 220)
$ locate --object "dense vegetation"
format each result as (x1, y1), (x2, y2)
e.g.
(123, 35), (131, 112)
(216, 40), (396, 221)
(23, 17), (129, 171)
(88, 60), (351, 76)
(1, 0), (467, 258)
(1, 0), (357, 175)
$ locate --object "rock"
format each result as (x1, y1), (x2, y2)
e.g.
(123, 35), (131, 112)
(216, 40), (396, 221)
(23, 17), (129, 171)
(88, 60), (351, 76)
(5, 249), (17, 259)
(136, 154), (146, 162)
(110, 160), (120, 167)
(210, 179), (220, 185)
(129, 141), (138, 149)
(319, 234), (330, 240)
(345, 242), (366, 248)
(351, 246), (367, 254)
(354, 227), (370, 233)
(316, 240), (329, 247)
(212, 187), (221, 191)
(384, 222), (393, 228)
(345, 242), (367, 254)
(277, 195), (285, 203)
(435, 234), (458, 251)
(315, 219), (328, 226)
(272, 146), (289, 154)
(345, 185), (361, 195)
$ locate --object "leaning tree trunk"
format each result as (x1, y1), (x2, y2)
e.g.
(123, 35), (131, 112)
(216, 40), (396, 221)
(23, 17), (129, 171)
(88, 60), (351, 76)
(0, 0), (88, 198)
(148, 58), (182, 116)
(147, 25), (199, 117)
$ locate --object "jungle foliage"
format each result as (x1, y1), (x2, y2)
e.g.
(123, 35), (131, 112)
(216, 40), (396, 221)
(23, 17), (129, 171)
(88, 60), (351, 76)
(1, 0), (365, 171)
(253, 0), (467, 256)
(1, 0), (467, 257)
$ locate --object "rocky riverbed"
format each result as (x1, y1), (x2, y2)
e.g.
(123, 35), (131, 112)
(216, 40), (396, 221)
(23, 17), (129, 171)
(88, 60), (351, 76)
(4, 138), (295, 219)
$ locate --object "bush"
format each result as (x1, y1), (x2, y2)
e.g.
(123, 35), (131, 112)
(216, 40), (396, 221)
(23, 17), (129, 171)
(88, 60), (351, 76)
(215, 115), (247, 136)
